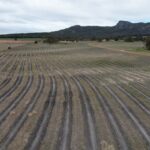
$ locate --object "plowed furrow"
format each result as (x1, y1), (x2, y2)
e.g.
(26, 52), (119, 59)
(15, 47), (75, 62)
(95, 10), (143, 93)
(0, 75), (44, 150)
(24, 76), (56, 150)
(105, 86), (150, 146)
(72, 76), (98, 150)
(0, 59), (18, 90)
(130, 84), (150, 100)
(0, 75), (34, 124)
(116, 85), (150, 115)
(56, 76), (73, 150)
(0, 62), (24, 102)
(82, 76), (129, 150)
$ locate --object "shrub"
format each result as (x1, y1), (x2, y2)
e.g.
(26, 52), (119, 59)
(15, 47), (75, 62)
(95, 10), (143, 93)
(105, 38), (110, 41)
(34, 40), (38, 44)
(145, 37), (150, 50)
(134, 36), (144, 41)
(114, 37), (119, 41)
(43, 37), (59, 44)
(91, 37), (97, 41)
(124, 37), (134, 42)
(8, 46), (11, 49)
(98, 38), (102, 42)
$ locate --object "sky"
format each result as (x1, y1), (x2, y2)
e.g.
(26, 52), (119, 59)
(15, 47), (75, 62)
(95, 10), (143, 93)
(0, 0), (150, 34)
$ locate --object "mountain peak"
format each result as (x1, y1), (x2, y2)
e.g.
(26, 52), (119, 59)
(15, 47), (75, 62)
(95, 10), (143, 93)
(116, 21), (132, 29)
(117, 20), (132, 24)
(69, 25), (81, 29)
(1, 21), (150, 39)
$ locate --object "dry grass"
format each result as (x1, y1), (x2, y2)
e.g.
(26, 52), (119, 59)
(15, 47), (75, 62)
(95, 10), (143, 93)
(0, 41), (150, 150)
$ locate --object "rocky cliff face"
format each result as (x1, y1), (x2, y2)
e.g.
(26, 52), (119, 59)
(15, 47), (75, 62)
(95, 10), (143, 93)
(49, 21), (150, 39)
(115, 21), (133, 29)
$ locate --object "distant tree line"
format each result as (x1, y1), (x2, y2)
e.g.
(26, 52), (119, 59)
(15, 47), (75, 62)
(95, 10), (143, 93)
(2, 33), (150, 50)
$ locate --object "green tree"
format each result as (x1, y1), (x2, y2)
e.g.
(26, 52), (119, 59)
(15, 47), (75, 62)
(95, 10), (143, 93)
(124, 37), (134, 42)
(114, 37), (119, 41)
(34, 40), (38, 44)
(105, 38), (110, 41)
(43, 37), (59, 44)
(145, 37), (150, 50)
(98, 38), (102, 42)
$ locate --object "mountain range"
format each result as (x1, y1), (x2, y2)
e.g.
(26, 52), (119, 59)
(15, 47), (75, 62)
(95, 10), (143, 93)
(0, 21), (150, 39)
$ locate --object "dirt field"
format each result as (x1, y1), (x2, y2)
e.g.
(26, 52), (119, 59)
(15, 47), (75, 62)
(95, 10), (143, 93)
(0, 41), (150, 150)
(0, 39), (35, 52)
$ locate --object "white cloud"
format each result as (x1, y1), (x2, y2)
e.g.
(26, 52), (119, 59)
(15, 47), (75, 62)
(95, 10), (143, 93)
(0, 0), (150, 34)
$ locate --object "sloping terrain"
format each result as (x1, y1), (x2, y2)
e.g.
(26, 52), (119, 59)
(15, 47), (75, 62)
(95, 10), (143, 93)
(1, 21), (150, 39)
(0, 41), (150, 150)
(49, 21), (150, 39)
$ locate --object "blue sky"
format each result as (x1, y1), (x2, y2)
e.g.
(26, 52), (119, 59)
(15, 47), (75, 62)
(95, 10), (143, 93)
(0, 0), (150, 34)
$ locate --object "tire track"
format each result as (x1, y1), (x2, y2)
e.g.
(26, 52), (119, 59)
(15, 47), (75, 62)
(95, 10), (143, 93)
(81, 75), (129, 150)
(55, 75), (73, 150)
(72, 76), (98, 150)
(24, 76), (57, 150)
(0, 75), (44, 150)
